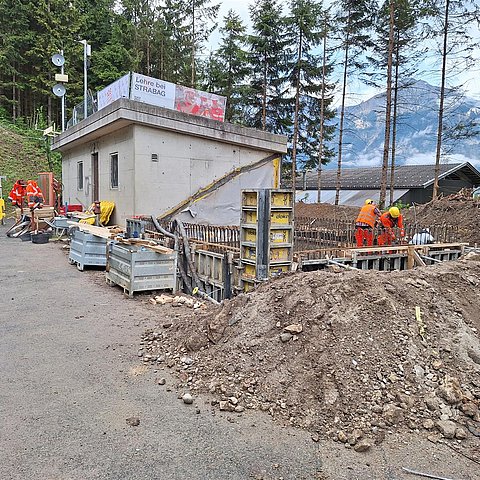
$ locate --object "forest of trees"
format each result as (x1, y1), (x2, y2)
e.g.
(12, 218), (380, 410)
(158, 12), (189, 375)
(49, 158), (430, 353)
(0, 0), (478, 205)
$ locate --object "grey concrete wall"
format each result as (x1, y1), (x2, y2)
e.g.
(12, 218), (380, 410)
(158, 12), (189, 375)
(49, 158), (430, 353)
(62, 122), (280, 225)
(62, 126), (134, 223)
(131, 124), (274, 218)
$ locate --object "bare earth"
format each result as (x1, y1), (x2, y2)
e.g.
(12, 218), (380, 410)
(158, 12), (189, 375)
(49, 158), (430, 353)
(0, 221), (478, 480)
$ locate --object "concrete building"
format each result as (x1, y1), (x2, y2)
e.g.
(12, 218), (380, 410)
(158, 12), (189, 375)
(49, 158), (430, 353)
(52, 98), (287, 225)
(295, 163), (480, 206)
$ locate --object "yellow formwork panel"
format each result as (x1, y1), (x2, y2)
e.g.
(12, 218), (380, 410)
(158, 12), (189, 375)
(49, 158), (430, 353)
(243, 210), (257, 224)
(243, 192), (258, 207)
(243, 263), (256, 279)
(244, 228), (257, 243)
(243, 210), (292, 225)
(271, 191), (293, 208)
(271, 211), (291, 224)
(243, 262), (290, 279)
(242, 246), (257, 260)
(270, 264), (290, 276)
(270, 247), (291, 262)
(270, 229), (291, 244)
(242, 246), (290, 262)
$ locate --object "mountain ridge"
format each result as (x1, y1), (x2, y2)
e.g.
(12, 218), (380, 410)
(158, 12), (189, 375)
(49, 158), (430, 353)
(326, 79), (480, 169)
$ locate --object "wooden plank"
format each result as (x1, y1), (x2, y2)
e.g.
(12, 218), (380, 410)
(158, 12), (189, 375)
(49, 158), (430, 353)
(413, 251), (426, 267)
(407, 245), (415, 270)
(67, 221), (115, 239)
(117, 237), (174, 254)
(144, 244), (174, 255)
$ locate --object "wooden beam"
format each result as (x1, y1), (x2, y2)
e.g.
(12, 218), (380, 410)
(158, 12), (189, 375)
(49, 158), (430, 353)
(67, 222), (116, 239)
(413, 251), (427, 266)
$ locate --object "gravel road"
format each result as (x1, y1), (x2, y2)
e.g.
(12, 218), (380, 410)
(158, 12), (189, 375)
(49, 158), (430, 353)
(0, 222), (477, 480)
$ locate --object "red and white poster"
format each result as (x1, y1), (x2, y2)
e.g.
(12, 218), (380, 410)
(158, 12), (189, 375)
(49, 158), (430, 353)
(174, 85), (226, 122)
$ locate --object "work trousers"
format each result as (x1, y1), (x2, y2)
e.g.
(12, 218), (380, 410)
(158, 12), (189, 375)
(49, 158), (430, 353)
(355, 226), (374, 247)
(377, 230), (395, 246)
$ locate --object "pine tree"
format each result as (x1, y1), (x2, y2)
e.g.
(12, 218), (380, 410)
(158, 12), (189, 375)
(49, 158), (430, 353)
(284, 0), (334, 190)
(316, 11), (337, 202)
(156, 0), (191, 84)
(0, 0), (32, 119)
(209, 10), (249, 123)
(430, 0), (479, 199)
(333, 0), (377, 205)
(247, 0), (289, 133)
(185, 0), (220, 87)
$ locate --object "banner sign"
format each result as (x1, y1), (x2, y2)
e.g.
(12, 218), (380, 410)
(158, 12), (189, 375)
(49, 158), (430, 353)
(97, 72), (227, 122)
(97, 73), (130, 111)
(174, 85), (226, 122)
(130, 73), (176, 109)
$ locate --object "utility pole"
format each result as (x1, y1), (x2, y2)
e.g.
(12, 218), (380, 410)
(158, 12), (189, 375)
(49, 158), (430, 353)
(61, 50), (66, 131)
(79, 40), (91, 120)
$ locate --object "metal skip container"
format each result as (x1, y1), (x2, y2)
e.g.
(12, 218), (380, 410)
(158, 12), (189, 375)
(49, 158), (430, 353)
(105, 243), (177, 297)
(69, 229), (108, 271)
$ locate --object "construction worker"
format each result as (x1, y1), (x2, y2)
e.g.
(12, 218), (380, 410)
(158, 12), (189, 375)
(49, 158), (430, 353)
(8, 179), (27, 208)
(378, 206), (405, 246)
(26, 180), (44, 209)
(355, 199), (381, 247)
(410, 228), (434, 245)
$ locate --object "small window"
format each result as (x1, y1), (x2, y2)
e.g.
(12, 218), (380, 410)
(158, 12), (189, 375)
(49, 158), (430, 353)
(77, 161), (83, 190)
(110, 153), (118, 188)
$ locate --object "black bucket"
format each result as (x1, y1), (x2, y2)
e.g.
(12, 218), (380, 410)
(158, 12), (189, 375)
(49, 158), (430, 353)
(31, 232), (51, 244)
(19, 233), (32, 242)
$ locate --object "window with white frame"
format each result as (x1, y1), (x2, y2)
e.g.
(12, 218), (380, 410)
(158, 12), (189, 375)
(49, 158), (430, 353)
(110, 153), (118, 188)
(77, 161), (83, 190)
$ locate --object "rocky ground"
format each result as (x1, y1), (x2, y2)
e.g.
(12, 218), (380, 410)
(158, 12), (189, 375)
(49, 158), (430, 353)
(140, 253), (480, 460)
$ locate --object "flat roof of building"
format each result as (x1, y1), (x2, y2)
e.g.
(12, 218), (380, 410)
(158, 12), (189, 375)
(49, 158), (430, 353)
(51, 98), (287, 154)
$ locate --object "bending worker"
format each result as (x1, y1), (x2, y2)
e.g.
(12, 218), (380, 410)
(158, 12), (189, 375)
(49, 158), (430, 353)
(378, 206), (405, 246)
(410, 228), (434, 245)
(355, 199), (381, 247)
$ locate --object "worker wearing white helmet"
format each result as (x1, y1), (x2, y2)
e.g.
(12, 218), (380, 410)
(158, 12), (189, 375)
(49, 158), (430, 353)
(410, 228), (434, 245)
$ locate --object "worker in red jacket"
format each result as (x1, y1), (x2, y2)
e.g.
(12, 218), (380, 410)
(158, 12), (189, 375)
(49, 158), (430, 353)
(355, 199), (381, 247)
(26, 180), (44, 209)
(378, 206), (405, 246)
(8, 180), (27, 208)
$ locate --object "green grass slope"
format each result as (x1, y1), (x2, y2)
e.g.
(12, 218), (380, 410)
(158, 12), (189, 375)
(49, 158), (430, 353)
(0, 122), (58, 210)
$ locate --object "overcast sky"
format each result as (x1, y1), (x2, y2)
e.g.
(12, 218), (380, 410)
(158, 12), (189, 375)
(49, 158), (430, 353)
(210, 0), (480, 105)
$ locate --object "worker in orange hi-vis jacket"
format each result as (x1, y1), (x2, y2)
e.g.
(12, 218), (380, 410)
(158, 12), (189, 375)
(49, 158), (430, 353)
(25, 180), (44, 209)
(378, 206), (405, 246)
(8, 179), (27, 208)
(355, 199), (381, 247)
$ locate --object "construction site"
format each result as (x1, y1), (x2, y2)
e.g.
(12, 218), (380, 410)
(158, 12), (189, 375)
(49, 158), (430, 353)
(2, 90), (480, 480)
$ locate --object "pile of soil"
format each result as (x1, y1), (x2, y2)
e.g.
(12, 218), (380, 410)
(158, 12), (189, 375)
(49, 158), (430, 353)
(141, 254), (480, 450)
(295, 202), (358, 222)
(405, 190), (480, 245)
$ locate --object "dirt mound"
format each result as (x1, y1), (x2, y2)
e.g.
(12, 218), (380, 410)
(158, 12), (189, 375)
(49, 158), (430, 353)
(405, 190), (480, 245)
(295, 202), (358, 222)
(141, 255), (480, 449)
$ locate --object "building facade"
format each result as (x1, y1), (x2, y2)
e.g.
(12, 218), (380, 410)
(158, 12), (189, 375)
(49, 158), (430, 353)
(52, 98), (287, 225)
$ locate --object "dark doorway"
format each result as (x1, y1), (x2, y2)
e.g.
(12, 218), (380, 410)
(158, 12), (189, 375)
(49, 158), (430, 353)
(91, 152), (99, 202)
